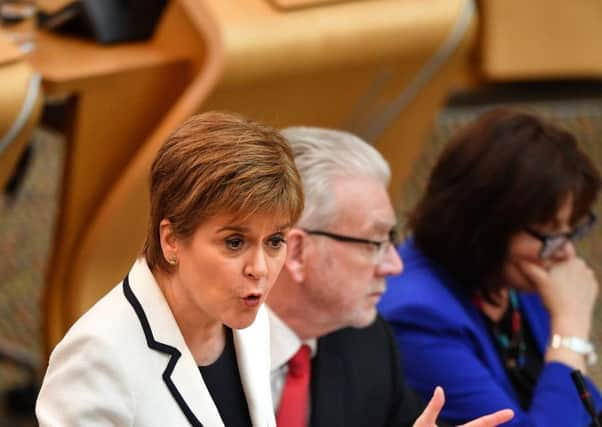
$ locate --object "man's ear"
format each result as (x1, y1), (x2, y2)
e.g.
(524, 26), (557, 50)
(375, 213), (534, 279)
(159, 219), (178, 262)
(284, 228), (307, 283)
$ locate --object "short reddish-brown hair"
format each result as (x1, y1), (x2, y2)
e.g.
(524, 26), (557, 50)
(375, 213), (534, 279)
(143, 111), (304, 272)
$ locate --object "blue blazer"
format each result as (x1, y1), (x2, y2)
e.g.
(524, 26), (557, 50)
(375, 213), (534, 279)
(378, 240), (602, 427)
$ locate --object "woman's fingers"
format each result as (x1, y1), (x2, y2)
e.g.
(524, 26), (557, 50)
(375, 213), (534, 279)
(515, 259), (548, 290)
(458, 409), (514, 427)
(413, 386), (445, 426)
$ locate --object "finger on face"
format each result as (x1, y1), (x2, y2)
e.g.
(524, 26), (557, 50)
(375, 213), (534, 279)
(459, 409), (514, 427)
(513, 258), (548, 287)
(414, 386), (445, 426)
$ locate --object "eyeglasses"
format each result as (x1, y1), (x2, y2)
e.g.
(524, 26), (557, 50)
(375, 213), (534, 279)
(524, 212), (597, 259)
(302, 228), (398, 264)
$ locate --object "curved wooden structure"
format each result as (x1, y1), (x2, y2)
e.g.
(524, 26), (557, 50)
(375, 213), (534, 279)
(0, 35), (42, 190)
(39, 0), (479, 353)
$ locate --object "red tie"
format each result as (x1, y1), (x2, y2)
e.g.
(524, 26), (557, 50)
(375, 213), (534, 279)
(276, 345), (311, 427)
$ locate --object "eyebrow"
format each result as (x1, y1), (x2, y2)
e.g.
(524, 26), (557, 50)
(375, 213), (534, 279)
(216, 224), (290, 233)
(371, 219), (397, 232)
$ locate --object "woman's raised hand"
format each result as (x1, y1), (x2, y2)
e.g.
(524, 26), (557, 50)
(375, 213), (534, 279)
(519, 256), (599, 372)
(413, 386), (514, 427)
(520, 257), (598, 339)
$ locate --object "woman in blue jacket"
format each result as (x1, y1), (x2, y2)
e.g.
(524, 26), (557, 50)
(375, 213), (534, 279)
(379, 108), (602, 426)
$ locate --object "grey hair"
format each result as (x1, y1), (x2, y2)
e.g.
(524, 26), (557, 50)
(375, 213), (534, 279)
(281, 126), (390, 229)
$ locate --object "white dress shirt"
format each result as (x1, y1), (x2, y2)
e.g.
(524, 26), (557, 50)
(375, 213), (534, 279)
(268, 307), (317, 411)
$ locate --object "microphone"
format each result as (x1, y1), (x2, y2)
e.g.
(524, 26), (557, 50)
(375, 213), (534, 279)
(571, 369), (601, 427)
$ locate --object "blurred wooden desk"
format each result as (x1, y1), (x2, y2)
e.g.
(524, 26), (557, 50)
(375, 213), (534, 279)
(29, 30), (186, 91)
(36, 0), (477, 355)
(27, 30), (193, 350)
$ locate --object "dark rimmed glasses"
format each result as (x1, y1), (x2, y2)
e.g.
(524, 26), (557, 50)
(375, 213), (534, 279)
(524, 212), (597, 259)
(302, 228), (398, 264)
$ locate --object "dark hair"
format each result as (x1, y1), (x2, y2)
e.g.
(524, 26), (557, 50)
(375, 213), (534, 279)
(143, 111), (304, 273)
(408, 108), (600, 301)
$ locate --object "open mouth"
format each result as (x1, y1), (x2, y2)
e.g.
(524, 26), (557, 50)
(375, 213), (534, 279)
(242, 293), (262, 307)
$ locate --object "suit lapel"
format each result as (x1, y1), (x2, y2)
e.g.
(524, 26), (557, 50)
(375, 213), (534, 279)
(124, 259), (224, 427)
(233, 306), (274, 426)
(310, 337), (346, 427)
(519, 293), (549, 353)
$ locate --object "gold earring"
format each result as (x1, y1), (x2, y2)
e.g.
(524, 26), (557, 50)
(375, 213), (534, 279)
(167, 256), (177, 265)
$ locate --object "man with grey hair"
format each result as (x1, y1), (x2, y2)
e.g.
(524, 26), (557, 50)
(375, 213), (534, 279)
(266, 127), (514, 427)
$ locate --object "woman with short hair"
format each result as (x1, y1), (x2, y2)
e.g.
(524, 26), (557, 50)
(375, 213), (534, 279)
(36, 111), (304, 426)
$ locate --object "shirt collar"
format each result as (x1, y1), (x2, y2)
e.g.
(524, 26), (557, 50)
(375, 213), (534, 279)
(267, 306), (317, 372)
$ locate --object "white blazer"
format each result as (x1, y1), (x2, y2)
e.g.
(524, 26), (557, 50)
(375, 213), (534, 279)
(36, 258), (276, 427)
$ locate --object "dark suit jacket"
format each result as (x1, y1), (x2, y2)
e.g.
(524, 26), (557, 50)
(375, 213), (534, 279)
(309, 315), (448, 427)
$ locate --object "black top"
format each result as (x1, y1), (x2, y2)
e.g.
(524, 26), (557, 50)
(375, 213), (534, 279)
(485, 304), (543, 409)
(506, 319), (542, 409)
(199, 328), (252, 427)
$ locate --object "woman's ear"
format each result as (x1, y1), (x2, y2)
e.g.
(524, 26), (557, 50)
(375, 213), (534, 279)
(283, 228), (306, 283)
(159, 219), (178, 264)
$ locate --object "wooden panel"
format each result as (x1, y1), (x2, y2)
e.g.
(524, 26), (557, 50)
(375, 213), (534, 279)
(0, 39), (42, 190)
(480, 0), (602, 80)
(37, 0), (71, 14)
(29, 31), (185, 91)
(0, 33), (23, 64)
(268, 0), (363, 10)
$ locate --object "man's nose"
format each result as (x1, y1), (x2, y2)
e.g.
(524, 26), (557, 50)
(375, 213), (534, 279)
(376, 245), (403, 277)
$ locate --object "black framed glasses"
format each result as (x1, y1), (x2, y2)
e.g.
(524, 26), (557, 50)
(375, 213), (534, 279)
(302, 228), (398, 263)
(524, 212), (597, 259)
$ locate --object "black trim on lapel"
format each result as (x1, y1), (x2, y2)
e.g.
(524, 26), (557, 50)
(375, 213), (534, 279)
(123, 274), (204, 427)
